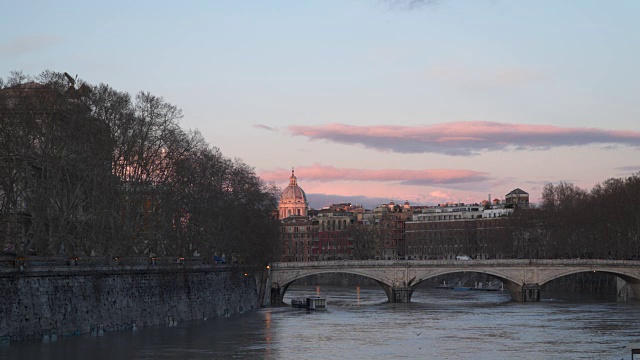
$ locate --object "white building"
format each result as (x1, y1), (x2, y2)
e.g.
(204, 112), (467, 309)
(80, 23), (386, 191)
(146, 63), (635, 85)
(414, 203), (513, 222)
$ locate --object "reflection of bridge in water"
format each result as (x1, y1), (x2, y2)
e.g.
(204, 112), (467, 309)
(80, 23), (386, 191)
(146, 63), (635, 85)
(268, 259), (640, 304)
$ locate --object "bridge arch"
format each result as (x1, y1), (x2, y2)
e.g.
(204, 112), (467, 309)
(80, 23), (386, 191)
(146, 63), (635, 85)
(410, 269), (524, 301)
(538, 268), (640, 299)
(271, 269), (394, 305)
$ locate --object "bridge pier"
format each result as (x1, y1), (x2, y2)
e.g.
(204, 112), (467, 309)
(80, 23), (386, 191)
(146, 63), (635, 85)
(629, 283), (640, 301)
(617, 279), (640, 301)
(504, 282), (541, 302)
(270, 285), (284, 306)
(378, 282), (415, 303)
(521, 284), (541, 302)
(390, 287), (413, 303)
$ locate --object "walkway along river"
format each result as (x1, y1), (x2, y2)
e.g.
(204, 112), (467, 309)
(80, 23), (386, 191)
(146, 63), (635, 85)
(1, 285), (639, 360)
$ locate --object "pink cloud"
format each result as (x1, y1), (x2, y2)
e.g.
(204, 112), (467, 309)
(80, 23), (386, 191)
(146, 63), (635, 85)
(259, 164), (488, 185)
(288, 121), (640, 156)
(428, 190), (452, 199)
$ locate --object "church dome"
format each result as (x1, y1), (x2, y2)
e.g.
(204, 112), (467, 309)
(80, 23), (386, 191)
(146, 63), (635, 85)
(281, 169), (307, 203)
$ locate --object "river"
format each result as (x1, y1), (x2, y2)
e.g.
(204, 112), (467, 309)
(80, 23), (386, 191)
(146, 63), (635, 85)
(1, 285), (639, 359)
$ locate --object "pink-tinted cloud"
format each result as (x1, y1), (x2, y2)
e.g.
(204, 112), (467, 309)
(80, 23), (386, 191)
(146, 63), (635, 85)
(260, 164), (488, 185)
(288, 121), (640, 156)
(428, 190), (453, 200)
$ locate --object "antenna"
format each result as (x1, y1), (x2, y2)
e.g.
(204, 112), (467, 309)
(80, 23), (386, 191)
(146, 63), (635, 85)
(63, 72), (75, 87)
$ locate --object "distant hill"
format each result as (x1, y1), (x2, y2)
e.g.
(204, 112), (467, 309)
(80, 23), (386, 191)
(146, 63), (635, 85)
(306, 193), (428, 210)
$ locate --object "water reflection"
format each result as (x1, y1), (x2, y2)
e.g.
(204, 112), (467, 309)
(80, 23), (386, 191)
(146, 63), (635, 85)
(264, 310), (272, 358)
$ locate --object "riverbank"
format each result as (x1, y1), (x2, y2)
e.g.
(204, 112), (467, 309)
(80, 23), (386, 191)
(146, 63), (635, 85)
(0, 263), (261, 344)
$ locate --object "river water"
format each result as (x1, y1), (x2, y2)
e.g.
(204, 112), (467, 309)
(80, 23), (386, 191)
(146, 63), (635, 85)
(2, 285), (639, 360)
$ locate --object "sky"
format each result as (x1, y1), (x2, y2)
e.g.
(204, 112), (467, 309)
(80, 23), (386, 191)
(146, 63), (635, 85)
(1, 0), (640, 208)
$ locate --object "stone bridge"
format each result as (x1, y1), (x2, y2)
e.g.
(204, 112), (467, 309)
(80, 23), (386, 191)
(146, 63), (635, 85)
(268, 259), (640, 304)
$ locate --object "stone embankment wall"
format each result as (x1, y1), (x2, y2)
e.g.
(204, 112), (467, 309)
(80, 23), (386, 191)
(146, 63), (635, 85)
(0, 264), (261, 343)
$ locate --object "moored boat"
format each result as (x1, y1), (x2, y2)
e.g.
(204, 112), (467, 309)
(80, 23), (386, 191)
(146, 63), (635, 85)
(291, 296), (327, 311)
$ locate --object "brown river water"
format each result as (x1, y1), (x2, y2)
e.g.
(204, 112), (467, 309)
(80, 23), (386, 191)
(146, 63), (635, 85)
(1, 285), (639, 359)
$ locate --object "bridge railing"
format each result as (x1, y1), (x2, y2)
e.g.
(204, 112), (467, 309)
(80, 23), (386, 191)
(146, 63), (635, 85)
(270, 259), (640, 268)
(0, 256), (245, 273)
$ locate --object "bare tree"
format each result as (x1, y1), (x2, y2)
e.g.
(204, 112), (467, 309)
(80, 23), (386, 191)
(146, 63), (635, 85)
(0, 70), (280, 263)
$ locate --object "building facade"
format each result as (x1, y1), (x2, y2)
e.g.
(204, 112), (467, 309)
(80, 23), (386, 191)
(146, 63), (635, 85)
(505, 188), (529, 207)
(315, 207), (357, 260)
(280, 216), (317, 262)
(405, 203), (514, 260)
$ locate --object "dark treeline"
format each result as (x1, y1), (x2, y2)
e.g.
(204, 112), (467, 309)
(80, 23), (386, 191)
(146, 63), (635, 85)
(0, 71), (280, 264)
(512, 176), (640, 259)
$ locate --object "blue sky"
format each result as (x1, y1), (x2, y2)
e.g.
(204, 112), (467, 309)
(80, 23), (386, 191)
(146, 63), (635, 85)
(2, 0), (640, 208)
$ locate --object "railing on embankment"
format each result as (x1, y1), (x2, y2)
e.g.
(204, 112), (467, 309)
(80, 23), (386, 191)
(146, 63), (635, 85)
(0, 255), (230, 270)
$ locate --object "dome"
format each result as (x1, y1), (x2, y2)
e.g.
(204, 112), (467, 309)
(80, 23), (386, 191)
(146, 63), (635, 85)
(281, 169), (307, 203)
(281, 184), (307, 203)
